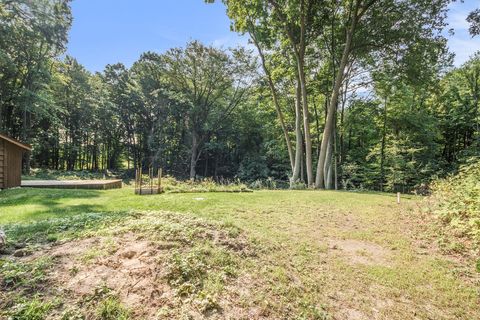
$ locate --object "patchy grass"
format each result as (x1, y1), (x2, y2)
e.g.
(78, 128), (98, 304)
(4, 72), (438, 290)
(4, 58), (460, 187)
(0, 188), (479, 319)
(7, 297), (59, 320)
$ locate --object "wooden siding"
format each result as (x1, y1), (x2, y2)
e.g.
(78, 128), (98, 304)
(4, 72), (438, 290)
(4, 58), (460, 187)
(5, 141), (23, 188)
(0, 138), (25, 189)
(0, 139), (4, 189)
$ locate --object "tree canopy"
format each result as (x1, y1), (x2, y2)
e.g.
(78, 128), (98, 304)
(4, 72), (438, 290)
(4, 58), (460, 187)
(0, 0), (478, 191)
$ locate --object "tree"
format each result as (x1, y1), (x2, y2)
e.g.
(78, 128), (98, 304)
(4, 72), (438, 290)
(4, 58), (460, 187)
(0, 0), (72, 171)
(159, 41), (257, 179)
(467, 8), (480, 37)
(315, 0), (451, 188)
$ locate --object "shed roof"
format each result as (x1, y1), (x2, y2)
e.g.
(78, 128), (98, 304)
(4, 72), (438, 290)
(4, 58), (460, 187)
(0, 133), (32, 151)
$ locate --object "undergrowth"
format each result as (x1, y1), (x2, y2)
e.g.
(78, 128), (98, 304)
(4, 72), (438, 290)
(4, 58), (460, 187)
(429, 157), (480, 255)
(22, 169), (115, 181)
(161, 176), (251, 193)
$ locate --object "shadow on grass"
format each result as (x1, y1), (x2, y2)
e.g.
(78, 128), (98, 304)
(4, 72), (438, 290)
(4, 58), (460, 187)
(0, 187), (101, 207)
(0, 188), (108, 221)
(2, 209), (135, 248)
(0, 188), (128, 247)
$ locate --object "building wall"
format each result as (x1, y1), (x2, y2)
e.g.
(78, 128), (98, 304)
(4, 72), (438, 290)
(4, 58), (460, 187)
(0, 139), (4, 189)
(0, 139), (24, 189)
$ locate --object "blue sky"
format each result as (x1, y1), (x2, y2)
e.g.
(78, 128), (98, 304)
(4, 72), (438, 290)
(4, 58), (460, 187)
(66, 0), (479, 72)
(66, 0), (246, 72)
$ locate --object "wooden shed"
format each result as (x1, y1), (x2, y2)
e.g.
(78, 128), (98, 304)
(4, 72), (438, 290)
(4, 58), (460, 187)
(0, 133), (32, 189)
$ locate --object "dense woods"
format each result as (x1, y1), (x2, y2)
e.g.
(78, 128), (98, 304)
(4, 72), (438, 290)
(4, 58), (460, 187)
(1, 0), (479, 191)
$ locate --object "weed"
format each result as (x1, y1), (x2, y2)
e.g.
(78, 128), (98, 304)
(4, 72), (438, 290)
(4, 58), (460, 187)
(0, 257), (52, 290)
(8, 298), (57, 320)
(96, 295), (130, 320)
(298, 301), (329, 320)
(195, 291), (220, 313)
(79, 248), (105, 264)
(165, 245), (238, 301)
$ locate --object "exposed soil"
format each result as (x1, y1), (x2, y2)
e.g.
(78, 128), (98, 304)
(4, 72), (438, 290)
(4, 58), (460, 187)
(328, 239), (392, 266)
(12, 227), (261, 319)
(52, 234), (170, 318)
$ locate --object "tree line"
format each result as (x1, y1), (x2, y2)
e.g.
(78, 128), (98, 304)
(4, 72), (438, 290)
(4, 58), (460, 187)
(0, 0), (479, 191)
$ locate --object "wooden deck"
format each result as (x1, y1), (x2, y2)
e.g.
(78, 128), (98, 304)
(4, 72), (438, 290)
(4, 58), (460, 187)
(21, 179), (122, 190)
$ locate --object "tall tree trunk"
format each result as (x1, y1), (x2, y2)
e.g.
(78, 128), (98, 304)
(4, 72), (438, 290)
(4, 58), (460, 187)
(324, 132), (334, 189)
(316, 1), (360, 188)
(313, 99), (322, 158)
(291, 80), (304, 185)
(380, 96), (388, 191)
(333, 124), (338, 190)
(190, 131), (199, 180)
(296, 54), (313, 186)
(22, 108), (31, 174)
(249, 31), (295, 171)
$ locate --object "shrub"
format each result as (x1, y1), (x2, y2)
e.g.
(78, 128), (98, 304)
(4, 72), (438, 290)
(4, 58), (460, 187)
(250, 177), (277, 190)
(162, 176), (251, 193)
(429, 157), (480, 250)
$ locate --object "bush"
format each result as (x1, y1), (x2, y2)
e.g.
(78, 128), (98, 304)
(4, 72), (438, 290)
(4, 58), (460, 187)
(249, 177), (277, 190)
(162, 176), (252, 193)
(429, 157), (480, 250)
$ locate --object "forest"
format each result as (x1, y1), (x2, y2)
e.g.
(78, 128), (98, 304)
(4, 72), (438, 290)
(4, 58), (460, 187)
(1, 0), (479, 192)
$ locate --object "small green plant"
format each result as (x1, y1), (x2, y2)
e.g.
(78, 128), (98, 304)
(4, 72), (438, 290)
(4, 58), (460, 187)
(0, 257), (52, 290)
(96, 296), (130, 320)
(9, 298), (57, 320)
(195, 291), (220, 313)
(298, 301), (329, 320)
(80, 248), (105, 264)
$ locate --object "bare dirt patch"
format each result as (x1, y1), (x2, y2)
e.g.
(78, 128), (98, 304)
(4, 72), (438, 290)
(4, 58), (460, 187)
(328, 239), (392, 266)
(8, 215), (259, 319)
(53, 234), (169, 313)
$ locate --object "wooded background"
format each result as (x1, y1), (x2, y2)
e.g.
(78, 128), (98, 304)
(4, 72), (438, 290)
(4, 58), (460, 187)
(1, 0), (479, 191)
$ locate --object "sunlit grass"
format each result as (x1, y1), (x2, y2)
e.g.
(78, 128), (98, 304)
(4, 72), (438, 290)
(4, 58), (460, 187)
(0, 187), (478, 318)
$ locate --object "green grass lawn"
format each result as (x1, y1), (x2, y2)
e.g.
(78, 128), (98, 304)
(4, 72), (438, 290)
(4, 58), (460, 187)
(0, 187), (478, 319)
